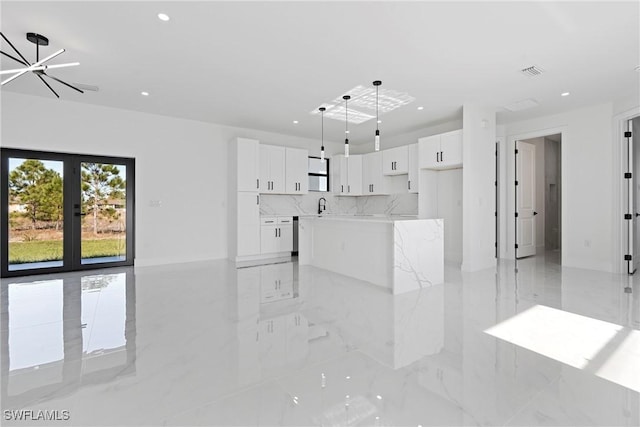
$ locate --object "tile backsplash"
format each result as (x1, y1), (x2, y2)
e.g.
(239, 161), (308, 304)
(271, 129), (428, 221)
(260, 193), (418, 216)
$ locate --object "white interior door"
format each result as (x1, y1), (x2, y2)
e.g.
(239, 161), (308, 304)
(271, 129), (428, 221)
(516, 141), (537, 258)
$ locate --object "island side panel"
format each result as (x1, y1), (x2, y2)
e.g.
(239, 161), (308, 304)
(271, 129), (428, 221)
(306, 218), (393, 290)
(393, 219), (444, 294)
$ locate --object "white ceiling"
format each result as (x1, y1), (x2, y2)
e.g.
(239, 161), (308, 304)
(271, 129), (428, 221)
(1, 1), (638, 144)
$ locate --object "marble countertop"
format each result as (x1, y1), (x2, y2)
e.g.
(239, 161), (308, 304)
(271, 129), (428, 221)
(299, 214), (439, 223)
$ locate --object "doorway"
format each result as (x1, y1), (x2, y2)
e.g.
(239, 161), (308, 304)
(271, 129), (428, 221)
(1, 148), (135, 277)
(624, 117), (640, 274)
(514, 134), (561, 260)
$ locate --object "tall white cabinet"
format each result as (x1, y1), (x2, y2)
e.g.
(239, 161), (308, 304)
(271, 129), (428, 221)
(229, 138), (261, 261)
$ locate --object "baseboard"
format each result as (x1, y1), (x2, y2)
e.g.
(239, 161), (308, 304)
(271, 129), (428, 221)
(134, 253), (221, 268)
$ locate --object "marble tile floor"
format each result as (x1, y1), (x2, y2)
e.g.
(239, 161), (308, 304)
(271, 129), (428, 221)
(0, 252), (638, 426)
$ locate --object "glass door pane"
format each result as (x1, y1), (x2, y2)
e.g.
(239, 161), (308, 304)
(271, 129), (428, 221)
(7, 158), (65, 272)
(80, 162), (127, 265)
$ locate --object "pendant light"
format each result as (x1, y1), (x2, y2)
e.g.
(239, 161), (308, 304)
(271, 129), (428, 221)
(343, 95), (350, 158)
(373, 80), (382, 151)
(319, 107), (326, 162)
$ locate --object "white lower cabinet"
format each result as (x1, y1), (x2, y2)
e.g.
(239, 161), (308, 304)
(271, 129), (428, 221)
(260, 216), (293, 255)
(237, 192), (261, 257)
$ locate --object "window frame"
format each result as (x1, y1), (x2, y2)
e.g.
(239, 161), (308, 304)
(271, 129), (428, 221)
(308, 156), (330, 193)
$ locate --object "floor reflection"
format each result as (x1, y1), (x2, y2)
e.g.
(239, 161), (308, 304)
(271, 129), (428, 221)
(0, 269), (136, 408)
(0, 257), (637, 426)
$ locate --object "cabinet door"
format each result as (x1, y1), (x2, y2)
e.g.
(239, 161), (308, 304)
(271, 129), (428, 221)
(285, 148), (308, 194)
(419, 135), (440, 169)
(259, 145), (270, 193)
(408, 143), (419, 193)
(346, 155), (362, 195)
(362, 153), (372, 194)
(237, 138), (260, 192)
(368, 151), (387, 195)
(269, 146), (286, 193)
(237, 193), (261, 256)
(277, 224), (293, 253)
(331, 155), (343, 193)
(382, 146), (408, 175)
(260, 225), (279, 254)
(439, 130), (463, 168)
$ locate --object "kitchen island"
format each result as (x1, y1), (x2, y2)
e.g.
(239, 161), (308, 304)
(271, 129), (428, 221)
(298, 215), (443, 294)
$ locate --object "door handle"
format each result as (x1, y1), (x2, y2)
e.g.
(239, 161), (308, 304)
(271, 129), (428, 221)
(74, 212), (87, 217)
(533, 211), (538, 216)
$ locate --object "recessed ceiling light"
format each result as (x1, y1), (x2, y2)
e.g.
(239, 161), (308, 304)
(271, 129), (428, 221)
(157, 13), (170, 21)
(417, 106), (424, 110)
(561, 92), (570, 97)
(293, 120), (299, 124)
(141, 91), (149, 96)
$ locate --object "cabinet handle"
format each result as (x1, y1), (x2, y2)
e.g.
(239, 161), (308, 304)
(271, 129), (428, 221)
(257, 178), (259, 189)
(257, 195), (260, 205)
(408, 180), (411, 190)
(441, 151), (443, 162)
(341, 185), (344, 193)
(348, 185), (350, 193)
(372, 184), (374, 192)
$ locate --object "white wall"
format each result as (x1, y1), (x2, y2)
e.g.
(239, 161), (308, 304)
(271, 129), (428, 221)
(462, 104), (497, 272)
(437, 169), (463, 264)
(1, 92), (343, 267)
(502, 102), (615, 272)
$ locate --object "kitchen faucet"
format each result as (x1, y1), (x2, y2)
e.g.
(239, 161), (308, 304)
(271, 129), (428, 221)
(318, 197), (327, 215)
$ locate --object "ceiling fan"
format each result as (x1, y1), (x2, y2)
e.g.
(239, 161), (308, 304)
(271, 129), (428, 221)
(0, 32), (98, 98)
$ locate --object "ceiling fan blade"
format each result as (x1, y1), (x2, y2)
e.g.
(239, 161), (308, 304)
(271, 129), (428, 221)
(0, 32), (30, 65)
(0, 62), (79, 76)
(1, 68), (30, 85)
(73, 83), (99, 92)
(33, 48), (65, 67)
(0, 66), (31, 75)
(43, 73), (84, 94)
(36, 74), (59, 98)
(1, 49), (28, 66)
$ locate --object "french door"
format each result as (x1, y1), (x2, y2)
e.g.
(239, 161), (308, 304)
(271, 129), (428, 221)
(1, 149), (135, 277)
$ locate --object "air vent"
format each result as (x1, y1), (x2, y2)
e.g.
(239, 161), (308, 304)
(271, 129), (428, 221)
(504, 98), (539, 112)
(520, 65), (545, 77)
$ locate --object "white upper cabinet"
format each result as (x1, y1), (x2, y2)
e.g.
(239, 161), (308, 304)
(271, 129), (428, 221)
(382, 146), (409, 175)
(260, 145), (286, 193)
(439, 130), (463, 169)
(362, 151), (387, 195)
(285, 148), (309, 194)
(419, 130), (463, 170)
(332, 155), (362, 196)
(236, 138), (260, 192)
(408, 143), (419, 193)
